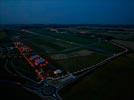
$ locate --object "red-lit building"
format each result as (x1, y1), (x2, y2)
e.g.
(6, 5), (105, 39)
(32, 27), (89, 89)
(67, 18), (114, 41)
(14, 41), (49, 81)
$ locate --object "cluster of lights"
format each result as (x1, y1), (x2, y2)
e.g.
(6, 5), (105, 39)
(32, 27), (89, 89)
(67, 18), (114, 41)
(14, 42), (49, 80)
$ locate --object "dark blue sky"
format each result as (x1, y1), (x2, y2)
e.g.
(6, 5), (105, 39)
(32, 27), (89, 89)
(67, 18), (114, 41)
(0, 0), (134, 25)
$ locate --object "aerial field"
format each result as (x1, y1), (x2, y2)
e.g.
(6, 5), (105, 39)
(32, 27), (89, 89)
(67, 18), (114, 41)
(50, 50), (106, 72)
(112, 39), (134, 50)
(29, 28), (97, 45)
(91, 41), (123, 54)
(20, 28), (123, 73)
(61, 53), (134, 100)
(0, 32), (6, 40)
(12, 57), (39, 81)
(96, 30), (134, 41)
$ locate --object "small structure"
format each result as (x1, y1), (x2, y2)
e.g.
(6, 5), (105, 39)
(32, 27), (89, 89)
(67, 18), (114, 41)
(53, 69), (62, 75)
(30, 55), (40, 60)
(35, 57), (45, 66)
(14, 41), (49, 81)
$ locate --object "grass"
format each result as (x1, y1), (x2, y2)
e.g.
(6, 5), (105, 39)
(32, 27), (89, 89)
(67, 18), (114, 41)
(60, 53), (134, 100)
(113, 40), (134, 50)
(0, 83), (41, 100)
(54, 53), (106, 72)
(29, 29), (97, 45)
(13, 57), (39, 82)
(0, 32), (6, 40)
(92, 42), (123, 53)
(97, 32), (134, 42)
(23, 32), (77, 52)
(32, 37), (66, 51)
(22, 29), (122, 56)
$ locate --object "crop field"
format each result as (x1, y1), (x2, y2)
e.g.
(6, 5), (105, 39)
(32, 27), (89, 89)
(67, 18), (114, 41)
(29, 28), (97, 45)
(112, 39), (134, 50)
(19, 28), (123, 73)
(51, 52), (106, 72)
(91, 41), (122, 54)
(96, 30), (134, 41)
(60, 53), (134, 100)
(1, 26), (133, 100)
(12, 57), (39, 81)
(27, 28), (122, 53)
(0, 32), (6, 40)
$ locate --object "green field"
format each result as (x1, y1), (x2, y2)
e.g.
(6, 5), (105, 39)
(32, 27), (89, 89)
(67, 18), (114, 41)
(51, 52), (106, 72)
(0, 32), (6, 40)
(0, 83), (41, 100)
(27, 29), (122, 54)
(30, 28), (97, 45)
(96, 31), (134, 41)
(91, 41), (123, 54)
(113, 40), (134, 50)
(13, 57), (39, 82)
(60, 53), (134, 100)
(19, 28), (125, 73)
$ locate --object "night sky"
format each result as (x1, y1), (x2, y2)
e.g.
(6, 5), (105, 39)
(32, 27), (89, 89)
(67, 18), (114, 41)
(0, 0), (134, 25)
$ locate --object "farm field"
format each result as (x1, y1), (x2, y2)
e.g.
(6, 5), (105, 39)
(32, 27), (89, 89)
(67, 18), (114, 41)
(60, 53), (134, 100)
(112, 40), (134, 50)
(51, 50), (106, 72)
(19, 28), (124, 73)
(0, 25), (133, 100)
(11, 56), (39, 81)
(0, 32), (6, 40)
